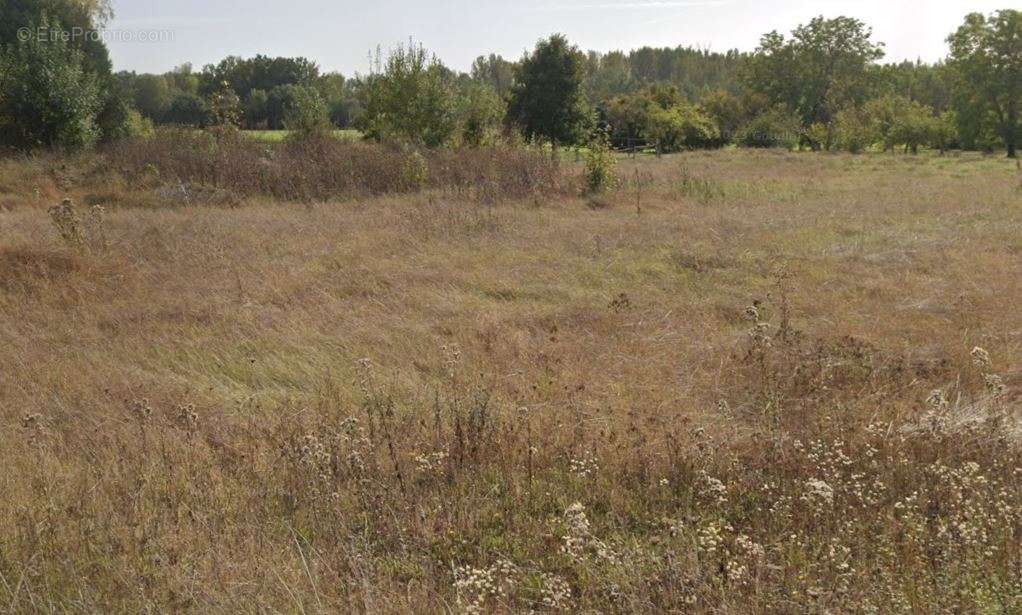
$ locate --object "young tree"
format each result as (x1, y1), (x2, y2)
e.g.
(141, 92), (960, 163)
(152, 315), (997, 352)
(360, 42), (458, 146)
(471, 54), (515, 99)
(507, 34), (593, 147)
(748, 16), (885, 129)
(0, 14), (101, 149)
(282, 86), (330, 139)
(947, 10), (1022, 157)
(458, 83), (504, 147)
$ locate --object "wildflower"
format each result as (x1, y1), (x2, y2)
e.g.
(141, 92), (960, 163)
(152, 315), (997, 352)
(971, 347), (992, 369)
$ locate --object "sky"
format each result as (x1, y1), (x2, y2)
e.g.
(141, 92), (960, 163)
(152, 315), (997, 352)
(105, 0), (1014, 75)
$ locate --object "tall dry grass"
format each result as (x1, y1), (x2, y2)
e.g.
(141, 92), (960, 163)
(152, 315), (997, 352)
(0, 147), (1020, 612)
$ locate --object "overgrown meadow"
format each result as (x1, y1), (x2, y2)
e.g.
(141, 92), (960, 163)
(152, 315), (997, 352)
(1, 138), (1021, 612)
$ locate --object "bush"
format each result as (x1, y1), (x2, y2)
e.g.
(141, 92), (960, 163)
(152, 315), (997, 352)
(584, 131), (616, 194)
(737, 106), (801, 149)
(361, 42), (458, 146)
(164, 93), (209, 127)
(834, 107), (875, 153)
(645, 104), (719, 152)
(105, 129), (564, 202)
(283, 87), (331, 140)
(0, 15), (102, 149)
(458, 83), (505, 147)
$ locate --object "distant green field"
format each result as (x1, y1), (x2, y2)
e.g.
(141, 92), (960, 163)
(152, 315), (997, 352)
(243, 129), (362, 142)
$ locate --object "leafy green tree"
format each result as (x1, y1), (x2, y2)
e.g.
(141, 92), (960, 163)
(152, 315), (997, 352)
(0, 14), (101, 148)
(931, 110), (958, 154)
(0, 0), (138, 147)
(748, 16), (885, 129)
(360, 42), (457, 146)
(164, 92), (208, 127)
(699, 89), (745, 143)
(507, 34), (593, 147)
(133, 74), (172, 122)
(947, 10), (1022, 157)
(208, 82), (241, 129)
(458, 83), (504, 147)
(471, 54), (515, 99)
(736, 106), (802, 149)
(889, 100), (938, 154)
(244, 89), (269, 128)
(833, 106), (875, 153)
(645, 104), (719, 152)
(283, 86), (330, 139)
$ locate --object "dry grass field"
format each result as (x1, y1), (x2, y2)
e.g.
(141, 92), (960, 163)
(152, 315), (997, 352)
(1, 145), (1021, 612)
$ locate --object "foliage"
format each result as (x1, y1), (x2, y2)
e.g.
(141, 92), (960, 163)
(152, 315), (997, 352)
(644, 104), (719, 152)
(361, 42), (458, 146)
(0, 15), (101, 149)
(698, 89), (745, 143)
(208, 82), (242, 129)
(471, 54), (516, 99)
(458, 83), (505, 147)
(947, 10), (1022, 157)
(583, 130), (616, 194)
(748, 16), (885, 128)
(833, 106), (875, 153)
(164, 92), (209, 127)
(508, 34), (593, 147)
(736, 106), (801, 149)
(282, 85), (331, 140)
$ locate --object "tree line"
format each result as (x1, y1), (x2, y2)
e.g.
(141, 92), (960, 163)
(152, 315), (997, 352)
(1, 1), (1019, 157)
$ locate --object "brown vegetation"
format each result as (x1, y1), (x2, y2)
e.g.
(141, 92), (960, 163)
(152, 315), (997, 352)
(0, 148), (1020, 612)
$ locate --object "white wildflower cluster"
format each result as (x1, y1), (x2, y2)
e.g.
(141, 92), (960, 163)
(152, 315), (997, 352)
(697, 520), (764, 585)
(570, 452), (600, 479)
(930, 461), (1006, 556)
(414, 449), (449, 475)
(970, 346), (992, 369)
(538, 572), (573, 610)
(699, 472), (728, 505)
(561, 502), (618, 563)
(294, 433), (333, 495)
(453, 559), (517, 615)
(697, 520), (727, 556)
(826, 538), (854, 592)
(801, 478), (835, 513)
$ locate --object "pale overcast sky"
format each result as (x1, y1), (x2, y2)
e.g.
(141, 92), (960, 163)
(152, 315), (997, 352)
(106, 1), (1015, 75)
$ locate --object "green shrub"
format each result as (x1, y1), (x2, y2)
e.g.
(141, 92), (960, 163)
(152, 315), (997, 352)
(283, 86), (331, 140)
(736, 106), (801, 149)
(361, 42), (458, 146)
(0, 15), (102, 149)
(645, 104), (719, 152)
(584, 131), (616, 194)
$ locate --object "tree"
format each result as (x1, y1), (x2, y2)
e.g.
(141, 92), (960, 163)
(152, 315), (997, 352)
(736, 106), (802, 149)
(947, 10), (1022, 157)
(645, 104), (719, 152)
(134, 74), (172, 122)
(699, 89), (745, 143)
(458, 83), (504, 147)
(471, 54), (515, 99)
(1, 0), (135, 147)
(360, 42), (458, 146)
(282, 86), (330, 139)
(164, 92), (208, 127)
(748, 16), (885, 129)
(0, 14), (101, 149)
(507, 34), (593, 147)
